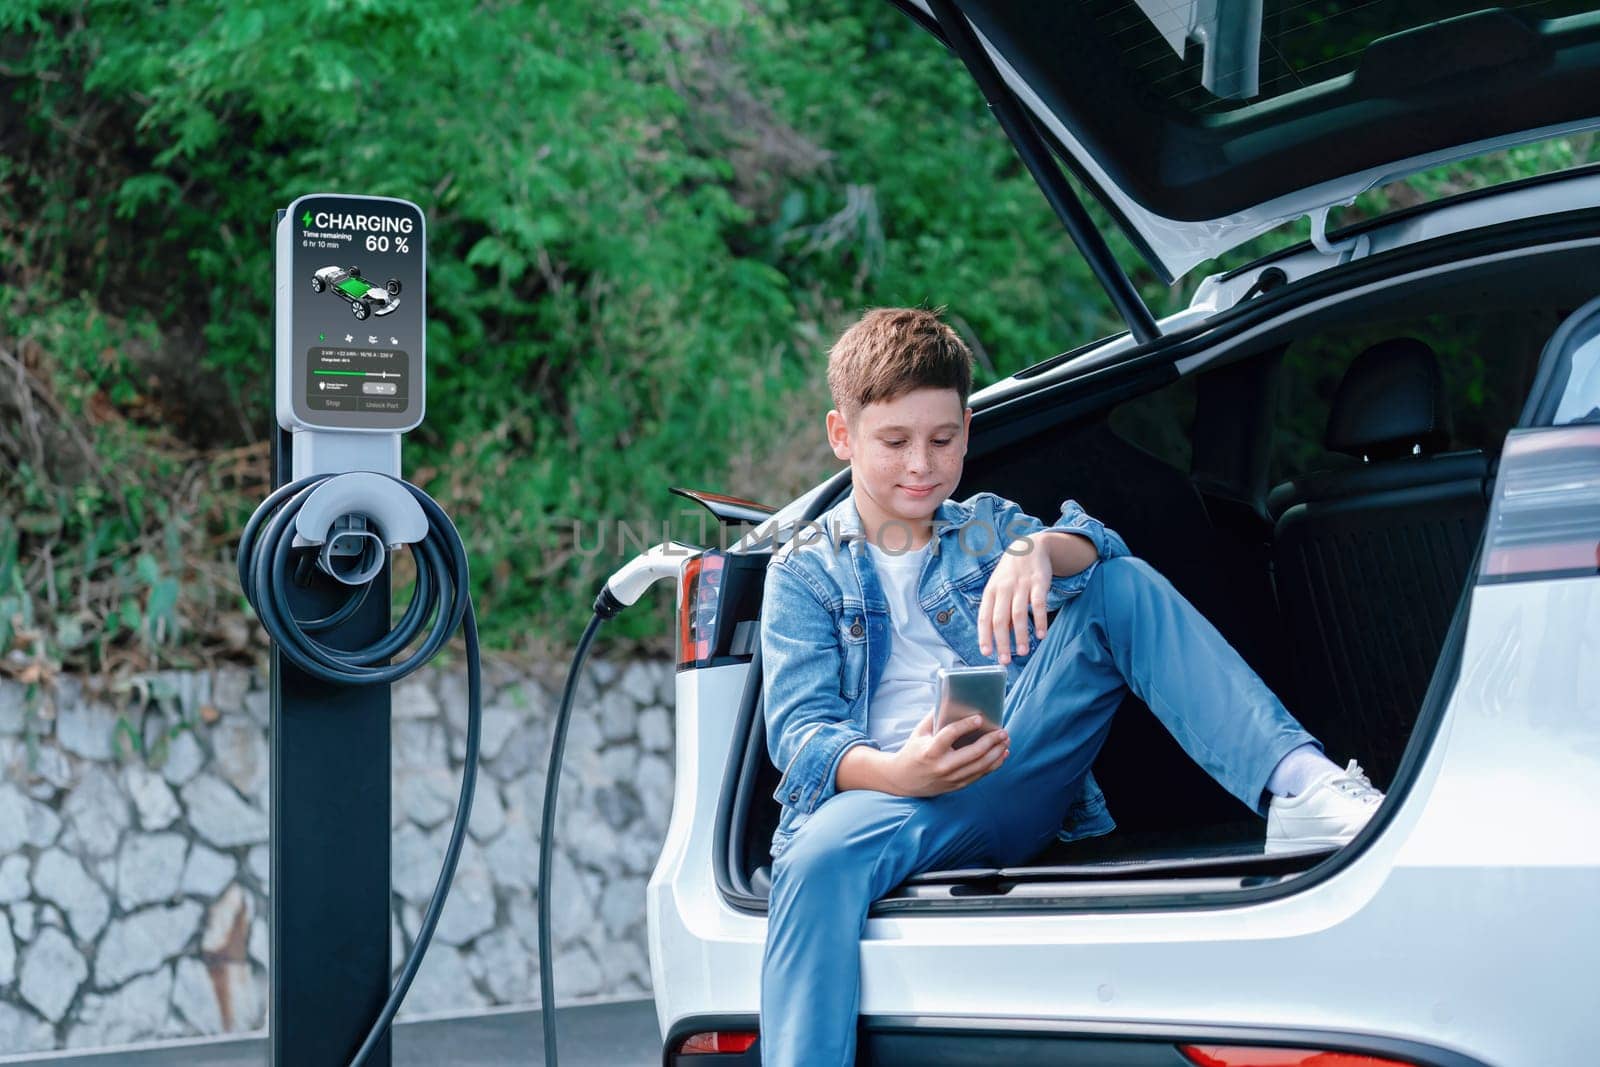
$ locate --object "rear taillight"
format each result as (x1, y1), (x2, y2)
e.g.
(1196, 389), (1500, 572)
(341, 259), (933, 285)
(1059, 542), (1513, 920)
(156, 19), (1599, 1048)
(677, 1030), (758, 1055)
(677, 551), (725, 669)
(1481, 425), (1600, 583)
(1181, 1046), (1419, 1066)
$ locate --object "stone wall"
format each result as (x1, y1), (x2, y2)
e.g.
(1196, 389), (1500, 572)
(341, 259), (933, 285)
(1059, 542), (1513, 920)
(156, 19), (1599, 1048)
(0, 655), (676, 1055)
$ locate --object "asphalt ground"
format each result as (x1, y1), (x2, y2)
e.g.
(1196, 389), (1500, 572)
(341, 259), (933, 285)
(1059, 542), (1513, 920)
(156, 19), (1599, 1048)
(0, 997), (662, 1067)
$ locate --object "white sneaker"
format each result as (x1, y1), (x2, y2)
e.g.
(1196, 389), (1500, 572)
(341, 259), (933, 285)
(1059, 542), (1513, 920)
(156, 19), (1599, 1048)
(1265, 760), (1384, 854)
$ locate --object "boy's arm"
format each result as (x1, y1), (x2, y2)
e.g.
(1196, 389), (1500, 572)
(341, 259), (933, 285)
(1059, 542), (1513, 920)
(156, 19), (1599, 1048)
(760, 559), (880, 815)
(1033, 529), (1099, 577)
(834, 742), (901, 793)
(987, 495), (1128, 611)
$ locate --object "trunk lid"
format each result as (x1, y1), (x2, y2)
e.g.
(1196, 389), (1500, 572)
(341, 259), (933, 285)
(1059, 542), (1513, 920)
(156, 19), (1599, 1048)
(902, 1), (1600, 281)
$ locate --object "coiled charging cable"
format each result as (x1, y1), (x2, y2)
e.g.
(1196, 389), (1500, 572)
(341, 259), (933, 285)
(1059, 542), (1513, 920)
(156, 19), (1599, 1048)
(237, 473), (480, 1067)
(243, 471), (685, 1067)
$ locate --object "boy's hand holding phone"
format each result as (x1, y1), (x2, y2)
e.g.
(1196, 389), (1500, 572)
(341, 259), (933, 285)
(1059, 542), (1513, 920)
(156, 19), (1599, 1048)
(886, 709), (1009, 798)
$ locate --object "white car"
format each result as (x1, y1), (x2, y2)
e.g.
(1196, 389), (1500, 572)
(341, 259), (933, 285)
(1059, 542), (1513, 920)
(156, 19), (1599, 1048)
(647, 3), (1600, 1064)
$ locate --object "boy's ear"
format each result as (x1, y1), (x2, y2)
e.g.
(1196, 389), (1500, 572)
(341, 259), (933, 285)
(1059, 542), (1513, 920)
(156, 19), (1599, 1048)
(825, 409), (853, 461)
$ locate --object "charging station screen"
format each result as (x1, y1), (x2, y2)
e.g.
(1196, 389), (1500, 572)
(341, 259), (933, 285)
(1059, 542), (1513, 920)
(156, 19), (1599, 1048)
(283, 195), (424, 431)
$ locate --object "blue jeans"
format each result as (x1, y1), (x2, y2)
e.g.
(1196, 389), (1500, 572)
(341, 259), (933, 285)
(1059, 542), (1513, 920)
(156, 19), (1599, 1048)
(758, 557), (1316, 1067)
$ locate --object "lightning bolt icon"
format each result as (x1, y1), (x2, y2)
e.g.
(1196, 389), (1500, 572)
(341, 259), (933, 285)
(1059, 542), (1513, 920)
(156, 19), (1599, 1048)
(301, 210), (312, 228)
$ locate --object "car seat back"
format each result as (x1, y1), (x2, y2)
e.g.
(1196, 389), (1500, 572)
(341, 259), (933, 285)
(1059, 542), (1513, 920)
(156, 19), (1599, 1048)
(1268, 338), (1488, 786)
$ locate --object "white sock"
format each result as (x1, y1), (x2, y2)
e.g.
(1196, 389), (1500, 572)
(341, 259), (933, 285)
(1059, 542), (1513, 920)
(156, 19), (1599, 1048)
(1266, 743), (1341, 798)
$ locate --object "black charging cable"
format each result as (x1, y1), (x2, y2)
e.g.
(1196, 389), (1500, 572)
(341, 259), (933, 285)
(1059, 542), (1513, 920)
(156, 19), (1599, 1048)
(538, 585), (626, 1067)
(237, 473), (480, 1067)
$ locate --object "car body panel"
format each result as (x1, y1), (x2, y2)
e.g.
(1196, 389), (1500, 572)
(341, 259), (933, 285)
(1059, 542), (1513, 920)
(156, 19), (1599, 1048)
(1397, 577), (1600, 870)
(648, 662), (767, 1030)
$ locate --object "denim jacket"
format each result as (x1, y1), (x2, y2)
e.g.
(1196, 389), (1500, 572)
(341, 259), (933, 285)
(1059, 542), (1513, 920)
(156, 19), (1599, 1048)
(759, 490), (1131, 859)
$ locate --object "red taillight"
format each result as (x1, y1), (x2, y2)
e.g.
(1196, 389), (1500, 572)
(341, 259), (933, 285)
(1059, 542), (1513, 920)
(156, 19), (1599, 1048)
(1480, 425), (1600, 582)
(1180, 1046), (1419, 1067)
(677, 551), (725, 669)
(677, 1030), (758, 1055)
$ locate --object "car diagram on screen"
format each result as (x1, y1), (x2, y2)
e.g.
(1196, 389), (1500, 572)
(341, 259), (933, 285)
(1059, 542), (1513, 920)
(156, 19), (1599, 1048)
(310, 265), (401, 320)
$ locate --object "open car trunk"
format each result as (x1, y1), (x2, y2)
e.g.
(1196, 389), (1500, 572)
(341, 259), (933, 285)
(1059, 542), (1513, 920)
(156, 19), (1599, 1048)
(715, 220), (1600, 912)
(895, 0), (1600, 282)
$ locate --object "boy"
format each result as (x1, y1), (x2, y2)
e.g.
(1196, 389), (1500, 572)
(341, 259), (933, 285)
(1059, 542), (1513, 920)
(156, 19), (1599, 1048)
(758, 307), (1384, 1067)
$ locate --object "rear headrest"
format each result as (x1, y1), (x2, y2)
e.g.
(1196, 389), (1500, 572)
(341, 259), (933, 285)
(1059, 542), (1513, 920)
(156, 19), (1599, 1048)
(1324, 337), (1451, 460)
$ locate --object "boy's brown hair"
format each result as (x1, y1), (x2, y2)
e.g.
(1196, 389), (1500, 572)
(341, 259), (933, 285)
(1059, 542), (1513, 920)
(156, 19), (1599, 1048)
(827, 307), (974, 425)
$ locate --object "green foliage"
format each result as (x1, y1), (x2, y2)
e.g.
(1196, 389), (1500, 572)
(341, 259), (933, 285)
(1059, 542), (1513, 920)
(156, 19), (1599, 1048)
(0, 0), (1106, 664)
(0, 0), (1593, 670)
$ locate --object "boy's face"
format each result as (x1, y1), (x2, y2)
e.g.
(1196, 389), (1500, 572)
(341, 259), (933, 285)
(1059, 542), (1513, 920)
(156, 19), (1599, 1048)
(826, 386), (971, 547)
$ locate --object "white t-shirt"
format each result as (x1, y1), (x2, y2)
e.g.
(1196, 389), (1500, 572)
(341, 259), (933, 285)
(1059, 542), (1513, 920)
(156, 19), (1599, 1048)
(863, 540), (961, 752)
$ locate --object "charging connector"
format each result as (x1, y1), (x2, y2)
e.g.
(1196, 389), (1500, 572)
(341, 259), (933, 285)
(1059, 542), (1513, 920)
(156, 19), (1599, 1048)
(597, 541), (696, 611)
(318, 516), (387, 586)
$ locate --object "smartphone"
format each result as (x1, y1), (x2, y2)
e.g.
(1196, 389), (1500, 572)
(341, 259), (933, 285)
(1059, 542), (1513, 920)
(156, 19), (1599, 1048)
(934, 665), (1006, 749)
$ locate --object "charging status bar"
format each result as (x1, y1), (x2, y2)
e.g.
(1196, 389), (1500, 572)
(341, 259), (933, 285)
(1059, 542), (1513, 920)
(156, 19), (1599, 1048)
(306, 347), (410, 413)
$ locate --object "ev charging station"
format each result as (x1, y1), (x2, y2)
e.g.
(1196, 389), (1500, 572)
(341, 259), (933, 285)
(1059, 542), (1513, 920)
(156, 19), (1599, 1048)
(241, 192), (691, 1067)
(250, 193), (451, 1067)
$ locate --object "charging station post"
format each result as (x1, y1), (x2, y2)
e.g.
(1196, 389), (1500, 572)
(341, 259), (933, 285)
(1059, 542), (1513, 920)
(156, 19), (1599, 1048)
(268, 415), (394, 1066)
(267, 194), (427, 1066)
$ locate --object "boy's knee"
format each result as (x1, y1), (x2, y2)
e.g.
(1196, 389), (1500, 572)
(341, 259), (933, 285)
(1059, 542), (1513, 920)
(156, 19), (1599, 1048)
(772, 799), (919, 897)
(772, 833), (879, 916)
(1092, 557), (1178, 639)
(771, 821), (840, 886)
(1096, 555), (1163, 595)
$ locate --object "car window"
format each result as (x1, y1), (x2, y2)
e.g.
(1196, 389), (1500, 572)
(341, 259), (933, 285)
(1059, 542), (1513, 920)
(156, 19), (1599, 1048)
(1107, 374), (1195, 473)
(1553, 333), (1600, 424)
(1271, 309), (1554, 484)
(1101, 0), (1599, 114)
